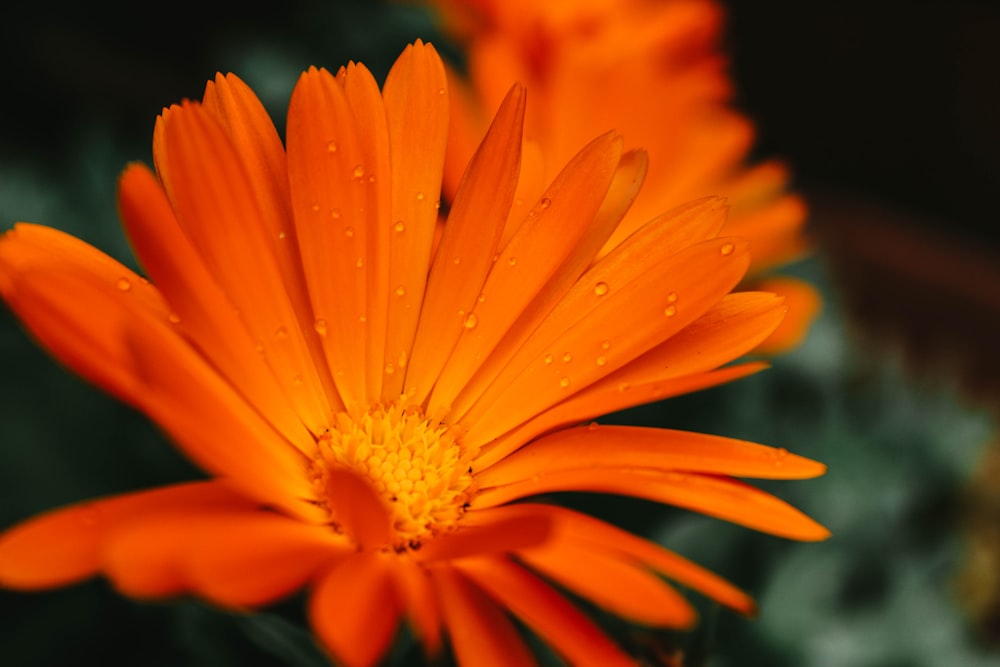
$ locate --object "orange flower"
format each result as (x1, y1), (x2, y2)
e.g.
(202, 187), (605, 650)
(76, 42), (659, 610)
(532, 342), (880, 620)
(430, 0), (821, 353)
(0, 42), (827, 666)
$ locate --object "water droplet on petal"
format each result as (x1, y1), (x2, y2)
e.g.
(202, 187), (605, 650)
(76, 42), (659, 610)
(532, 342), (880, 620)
(397, 351), (408, 368)
(437, 87), (446, 96)
(594, 281), (609, 296)
(395, 285), (406, 297)
(327, 140), (338, 153)
(344, 226), (354, 237)
(601, 340), (611, 350)
(352, 164), (366, 180)
(463, 313), (478, 329)
(275, 326), (288, 340)
(618, 382), (632, 392)
(167, 312), (181, 324)
(311, 203), (320, 212)
(559, 376), (570, 388)
(116, 278), (132, 292)
(359, 314), (367, 323)
(278, 231), (287, 240)
(539, 197), (552, 209)
(596, 356), (607, 366)
(507, 256), (517, 267)
(330, 209), (341, 220)
(416, 192), (425, 201)
(452, 257), (461, 265)
(477, 293), (486, 303)
(393, 220), (406, 233)
(314, 319), (328, 336)
(720, 242), (734, 256)
(384, 363), (396, 375)
(562, 352), (572, 363)
(292, 375), (303, 386)
(664, 305), (677, 317)
(356, 257), (364, 269)
(544, 354), (553, 364)
(667, 291), (678, 303)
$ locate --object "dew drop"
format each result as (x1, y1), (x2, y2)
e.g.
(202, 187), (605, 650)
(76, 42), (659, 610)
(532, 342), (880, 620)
(416, 192), (425, 201)
(116, 277), (132, 292)
(359, 314), (367, 323)
(311, 203), (320, 212)
(278, 231), (287, 240)
(327, 140), (338, 153)
(356, 257), (364, 269)
(393, 220), (406, 233)
(292, 374), (303, 386)
(437, 87), (446, 96)
(352, 164), (366, 180)
(344, 226), (354, 237)
(596, 355), (607, 367)
(539, 197), (552, 210)
(543, 354), (553, 364)
(601, 339), (611, 350)
(477, 293), (487, 303)
(562, 352), (572, 363)
(664, 305), (677, 317)
(314, 319), (328, 336)
(384, 363), (396, 376)
(254, 342), (265, 354)
(667, 291), (678, 303)
(275, 325), (288, 340)
(618, 382), (632, 392)
(167, 312), (181, 324)
(452, 257), (461, 265)
(397, 351), (408, 368)
(330, 209), (341, 220)
(463, 313), (479, 329)
(559, 376), (570, 388)
(395, 285), (406, 297)
(720, 242), (735, 256)
(594, 281), (609, 296)
(507, 256), (517, 267)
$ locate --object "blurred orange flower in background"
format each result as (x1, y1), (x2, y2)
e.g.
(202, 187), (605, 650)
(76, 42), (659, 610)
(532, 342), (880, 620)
(428, 0), (820, 353)
(0, 42), (827, 666)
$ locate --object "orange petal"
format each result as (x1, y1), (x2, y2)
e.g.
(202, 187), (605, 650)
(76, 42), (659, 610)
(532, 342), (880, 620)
(286, 66), (375, 410)
(182, 512), (353, 608)
(390, 558), (444, 658)
(119, 164), (316, 451)
(749, 276), (822, 354)
(427, 131), (623, 416)
(433, 565), (537, 667)
(310, 552), (400, 667)
(518, 538), (697, 627)
(404, 83), (525, 406)
(461, 233), (749, 449)
(414, 509), (550, 561)
(0, 481), (248, 590)
(456, 556), (635, 667)
(475, 467), (830, 541)
(324, 468), (391, 549)
(482, 503), (756, 615)
(381, 40), (450, 400)
(157, 101), (334, 433)
(478, 362), (766, 469)
(478, 424), (826, 487)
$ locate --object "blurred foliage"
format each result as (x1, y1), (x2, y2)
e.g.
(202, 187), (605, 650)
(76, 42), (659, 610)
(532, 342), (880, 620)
(2, 1), (999, 665)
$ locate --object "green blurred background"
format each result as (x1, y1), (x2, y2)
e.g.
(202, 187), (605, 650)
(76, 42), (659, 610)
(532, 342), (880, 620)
(1, 1), (999, 665)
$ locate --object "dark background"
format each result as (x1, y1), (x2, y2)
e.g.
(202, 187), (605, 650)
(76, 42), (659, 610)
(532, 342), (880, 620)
(1, 1), (999, 665)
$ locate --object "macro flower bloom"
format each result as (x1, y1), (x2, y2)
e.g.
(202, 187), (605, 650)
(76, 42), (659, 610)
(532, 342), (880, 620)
(427, 0), (821, 353)
(0, 42), (827, 666)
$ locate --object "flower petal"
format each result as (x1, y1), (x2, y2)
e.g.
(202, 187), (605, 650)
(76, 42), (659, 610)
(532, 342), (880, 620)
(310, 552), (401, 667)
(156, 101), (335, 433)
(749, 276), (822, 354)
(390, 558), (444, 658)
(433, 565), (537, 667)
(479, 424), (826, 487)
(324, 468), (392, 549)
(380, 40), (450, 400)
(456, 556), (635, 667)
(414, 508), (550, 561)
(119, 164), (316, 451)
(475, 467), (829, 541)
(404, 83), (525, 406)
(0, 481), (247, 590)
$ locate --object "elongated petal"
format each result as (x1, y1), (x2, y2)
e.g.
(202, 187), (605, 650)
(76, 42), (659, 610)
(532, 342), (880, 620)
(479, 363), (766, 469)
(0, 481), (248, 590)
(183, 512), (353, 608)
(381, 40), (450, 400)
(157, 101), (334, 432)
(310, 553), (400, 667)
(457, 556), (635, 667)
(391, 558), (444, 658)
(427, 131), (623, 415)
(479, 425), (826, 487)
(461, 233), (749, 448)
(119, 164), (316, 451)
(475, 468), (830, 541)
(518, 538), (697, 627)
(750, 276), (821, 354)
(433, 565), (537, 667)
(404, 84), (525, 406)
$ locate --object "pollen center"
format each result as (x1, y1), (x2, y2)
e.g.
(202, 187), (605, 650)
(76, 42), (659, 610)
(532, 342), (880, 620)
(311, 403), (477, 549)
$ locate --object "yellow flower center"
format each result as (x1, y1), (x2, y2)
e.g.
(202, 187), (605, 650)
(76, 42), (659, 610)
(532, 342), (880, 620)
(311, 403), (477, 550)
